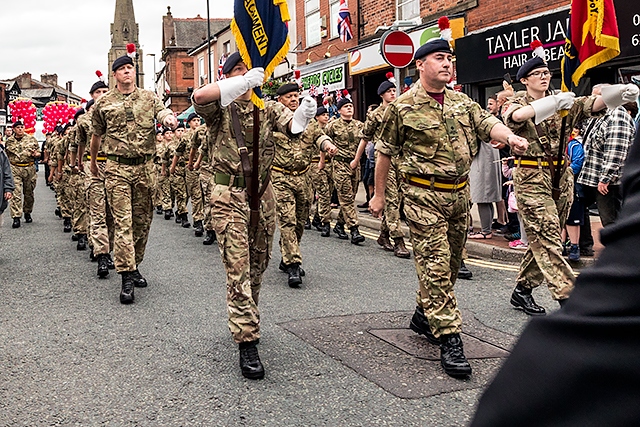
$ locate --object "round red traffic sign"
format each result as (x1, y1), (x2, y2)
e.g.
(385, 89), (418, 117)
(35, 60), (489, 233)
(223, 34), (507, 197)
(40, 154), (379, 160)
(380, 30), (414, 68)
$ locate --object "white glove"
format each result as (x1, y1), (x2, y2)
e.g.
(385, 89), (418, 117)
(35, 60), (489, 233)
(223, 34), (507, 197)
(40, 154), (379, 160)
(530, 92), (576, 124)
(291, 96), (317, 134)
(217, 67), (265, 107)
(601, 84), (640, 109)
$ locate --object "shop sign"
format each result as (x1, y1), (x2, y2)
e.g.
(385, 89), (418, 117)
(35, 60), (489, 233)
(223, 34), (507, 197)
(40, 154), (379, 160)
(617, 1), (640, 58)
(300, 64), (345, 96)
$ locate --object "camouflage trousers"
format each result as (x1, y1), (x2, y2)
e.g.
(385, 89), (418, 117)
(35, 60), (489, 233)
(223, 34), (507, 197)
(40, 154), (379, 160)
(308, 161), (334, 224)
(69, 171), (88, 235)
(104, 160), (155, 273)
(186, 168), (204, 221)
(272, 170), (312, 265)
(210, 181), (276, 344)
(380, 158), (404, 239)
(161, 170), (175, 211)
(403, 182), (469, 338)
(153, 163), (164, 208)
(9, 164), (36, 218)
(84, 160), (114, 255)
(57, 169), (73, 218)
(332, 160), (360, 227)
(199, 166), (214, 231)
(171, 166), (188, 215)
(514, 166), (575, 300)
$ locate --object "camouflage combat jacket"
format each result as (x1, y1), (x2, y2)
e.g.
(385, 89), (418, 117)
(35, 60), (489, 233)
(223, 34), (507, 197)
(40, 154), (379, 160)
(325, 117), (364, 160)
(161, 136), (179, 166)
(92, 87), (172, 157)
(376, 83), (499, 178)
(5, 133), (39, 164)
(193, 98), (292, 181)
(172, 128), (195, 165)
(502, 92), (601, 158)
(360, 104), (386, 142)
(272, 114), (331, 171)
(66, 125), (79, 154)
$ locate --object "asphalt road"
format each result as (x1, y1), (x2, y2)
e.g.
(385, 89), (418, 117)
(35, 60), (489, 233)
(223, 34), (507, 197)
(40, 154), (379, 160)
(0, 170), (560, 426)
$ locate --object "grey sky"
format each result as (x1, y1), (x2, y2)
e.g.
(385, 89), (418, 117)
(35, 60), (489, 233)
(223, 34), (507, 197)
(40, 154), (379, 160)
(0, 0), (233, 103)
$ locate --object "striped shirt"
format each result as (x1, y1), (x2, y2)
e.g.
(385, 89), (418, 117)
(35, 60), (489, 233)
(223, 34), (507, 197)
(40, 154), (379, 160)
(577, 106), (636, 187)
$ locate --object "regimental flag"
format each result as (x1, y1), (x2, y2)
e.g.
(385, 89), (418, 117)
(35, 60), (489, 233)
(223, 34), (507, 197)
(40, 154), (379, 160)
(231, 0), (291, 108)
(337, 0), (353, 43)
(561, 0), (620, 91)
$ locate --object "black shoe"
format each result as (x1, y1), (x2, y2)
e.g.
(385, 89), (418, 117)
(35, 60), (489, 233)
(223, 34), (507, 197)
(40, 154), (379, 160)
(279, 259), (305, 277)
(440, 334), (472, 378)
(97, 254), (109, 279)
(580, 247), (595, 257)
(350, 225), (365, 244)
(76, 234), (87, 251)
(409, 307), (440, 345)
(164, 209), (172, 220)
(239, 341), (265, 379)
(156, 206), (163, 215)
(106, 254), (115, 269)
(130, 269), (148, 288)
(72, 233), (79, 241)
(287, 263), (302, 288)
(63, 217), (72, 233)
(194, 220), (204, 237)
(203, 230), (217, 245)
(333, 223), (348, 240)
(24, 213), (32, 223)
(175, 211), (181, 224)
(510, 285), (546, 316)
(304, 218), (311, 230)
(120, 273), (135, 304)
(181, 213), (191, 228)
(320, 223), (330, 237)
(357, 201), (369, 209)
(311, 213), (322, 231)
(54, 207), (62, 218)
(457, 261), (473, 280)
(12, 217), (20, 228)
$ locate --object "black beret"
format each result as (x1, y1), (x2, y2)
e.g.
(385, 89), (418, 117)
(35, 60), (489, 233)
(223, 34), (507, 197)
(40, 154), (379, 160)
(414, 39), (453, 60)
(12, 120), (24, 128)
(112, 55), (134, 72)
(161, 127), (173, 135)
(222, 52), (242, 75)
(276, 83), (300, 96)
(336, 97), (353, 110)
(516, 56), (547, 81)
(74, 109), (85, 121)
(90, 80), (109, 94)
(315, 106), (328, 116)
(186, 112), (200, 123)
(85, 99), (95, 111)
(176, 122), (185, 129)
(377, 80), (395, 96)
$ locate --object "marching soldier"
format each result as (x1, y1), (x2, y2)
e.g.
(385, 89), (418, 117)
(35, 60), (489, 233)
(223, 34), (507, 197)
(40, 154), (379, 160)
(54, 124), (74, 233)
(160, 127), (176, 220)
(308, 107), (334, 237)
(90, 47), (177, 304)
(4, 120), (40, 228)
(190, 123), (217, 245)
(370, 36), (528, 378)
(66, 117), (89, 250)
(192, 52), (316, 379)
(168, 123), (191, 228)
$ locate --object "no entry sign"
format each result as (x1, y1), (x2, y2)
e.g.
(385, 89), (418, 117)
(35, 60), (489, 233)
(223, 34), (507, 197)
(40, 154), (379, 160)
(380, 30), (414, 68)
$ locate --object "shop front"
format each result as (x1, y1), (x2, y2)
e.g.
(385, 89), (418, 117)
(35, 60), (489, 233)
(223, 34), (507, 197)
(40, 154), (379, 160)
(296, 53), (352, 112)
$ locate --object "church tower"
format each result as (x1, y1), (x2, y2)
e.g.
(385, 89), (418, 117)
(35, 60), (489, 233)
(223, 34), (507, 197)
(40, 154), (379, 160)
(108, 0), (144, 88)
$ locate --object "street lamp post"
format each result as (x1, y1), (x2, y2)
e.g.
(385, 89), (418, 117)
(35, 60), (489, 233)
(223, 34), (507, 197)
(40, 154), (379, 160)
(206, 0), (212, 83)
(147, 53), (157, 93)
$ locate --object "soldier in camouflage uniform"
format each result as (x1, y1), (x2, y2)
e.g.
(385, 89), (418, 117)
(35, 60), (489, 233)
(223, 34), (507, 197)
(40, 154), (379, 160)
(192, 52), (316, 379)
(324, 97), (366, 243)
(370, 38), (528, 378)
(167, 123), (190, 227)
(54, 124), (74, 233)
(4, 121), (40, 228)
(153, 130), (165, 214)
(502, 55), (637, 314)
(354, 78), (410, 258)
(270, 83), (337, 287)
(159, 128), (176, 220)
(190, 123), (217, 245)
(91, 52), (176, 304)
(307, 107), (335, 237)
(66, 118), (90, 250)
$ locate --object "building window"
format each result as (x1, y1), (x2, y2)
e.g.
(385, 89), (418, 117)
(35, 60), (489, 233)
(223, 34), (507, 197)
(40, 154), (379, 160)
(305, 0), (321, 47)
(182, 61), (194, 80)
(397, 0), (419, 21)
(329, 0), (340, 39)
(199, 57), (206, 85)
(223, 41), (231, 54)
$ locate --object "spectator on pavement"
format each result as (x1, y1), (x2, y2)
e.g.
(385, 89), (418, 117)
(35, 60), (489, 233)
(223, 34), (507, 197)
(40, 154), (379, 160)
(563, 126), (586, 261)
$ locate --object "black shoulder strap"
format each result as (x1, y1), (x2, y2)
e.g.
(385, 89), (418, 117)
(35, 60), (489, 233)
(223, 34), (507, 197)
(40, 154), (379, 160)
(229, 103), (252, 181)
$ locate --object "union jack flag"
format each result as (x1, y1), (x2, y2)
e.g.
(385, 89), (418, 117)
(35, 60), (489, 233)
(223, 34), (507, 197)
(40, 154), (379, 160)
(335, 90), (342, 102)
(309, 85), (318, 97)
(217, 54), (227, 81)
(337, 0), (353, 43)
(323, 87), (329, 98)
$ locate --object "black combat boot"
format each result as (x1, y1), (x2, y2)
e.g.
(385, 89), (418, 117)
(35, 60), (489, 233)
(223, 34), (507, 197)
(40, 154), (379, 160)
(377, 230), (394, 251)
(72, 233), (79, 241)
(304, 218), (311, 229)
(106, 254), (115, 269)
(97, 254), (109, 279)
(76, 234), (87, 251)
(89, 247), (97, 262)
(350, 225), (365, 244)
(333, 223), (348, 240)
(393, 237), (411, 258)
(120, 272), (135, 304)
(287, 263), (303, 288)
(175, 211), (181, 224)
(24, 213), (32, 223)
(194, 220), (204, 237)
(130, 269), (148, 288)
(181, 213), (191, 228)
(63, 217), (72, 233)
(203, 230), (216, 245)
(239, 340), (265, 379)
(320, 223), (331, 237)
(409, 306), (440, 345)
(458, 261), (473, 280)
(12, 217), (20, 228)
(164, 209), (172, 220)
(312, 213), (322, 231)
(54, 207), (62, 218)
(510, 284), (546, 316)
(156, 205), (163, 215)
(440, 333), (472, 378)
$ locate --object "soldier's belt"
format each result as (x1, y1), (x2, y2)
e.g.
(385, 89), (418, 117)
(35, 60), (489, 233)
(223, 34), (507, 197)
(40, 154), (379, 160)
(11, 161), (34, 167)
(271, 164), (310, 176)
(516, 156), (564, 169)
(311, 156), (331, 163)
(214, 171), (268, 188)
(332, 155), (353, 163)
(106, 154), (153, 165)
(85, 155), (108, 162)
(404, 174), (468, 192)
